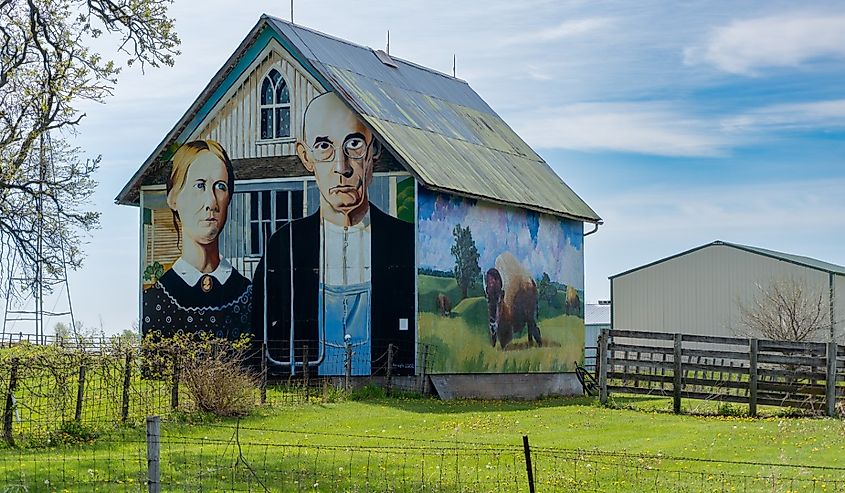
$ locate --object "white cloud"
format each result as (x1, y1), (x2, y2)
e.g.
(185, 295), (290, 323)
(513, 102), (730, 157)
(583, 178), (845, 302)
(721, 99), (845, 132)
(499, 18), (613, 47)
(685, 13), (845, 75)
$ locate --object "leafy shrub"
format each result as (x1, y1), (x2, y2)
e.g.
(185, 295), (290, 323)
(143, 333), (258, 417)
(49, 421), (100, 445)
(717, 402), (746, 417)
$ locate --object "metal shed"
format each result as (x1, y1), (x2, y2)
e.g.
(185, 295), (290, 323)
(610, 241), (845, 342)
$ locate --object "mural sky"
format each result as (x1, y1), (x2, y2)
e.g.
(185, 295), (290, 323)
(418, 189), (583, 287)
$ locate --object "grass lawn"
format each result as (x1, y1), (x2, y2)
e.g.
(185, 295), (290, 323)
(3, 393), (845, 491)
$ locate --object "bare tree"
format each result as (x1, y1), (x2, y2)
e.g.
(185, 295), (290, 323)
(0, 0), (179, 299)
(738, 278), (829, 342)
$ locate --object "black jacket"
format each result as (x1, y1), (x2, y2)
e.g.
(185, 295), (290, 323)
(252, 205), (416, 375)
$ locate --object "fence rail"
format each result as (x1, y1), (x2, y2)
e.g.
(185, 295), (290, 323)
(598, 329), (845, 416)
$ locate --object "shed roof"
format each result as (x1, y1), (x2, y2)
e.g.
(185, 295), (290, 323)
(610, 240), (845, 279)
(585, 303), (611, 326)
(116, 15), (600, 223)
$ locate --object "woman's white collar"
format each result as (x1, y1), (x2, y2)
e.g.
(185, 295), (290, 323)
(171, 257), (233, 287)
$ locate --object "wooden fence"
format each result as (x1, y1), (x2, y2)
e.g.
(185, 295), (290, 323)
(597, 329), (845, 416)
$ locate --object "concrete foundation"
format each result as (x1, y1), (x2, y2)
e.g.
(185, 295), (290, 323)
(429, 373), (582, 400)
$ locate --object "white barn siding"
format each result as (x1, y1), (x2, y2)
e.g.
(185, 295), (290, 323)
(836, 274), (845, 340)
(192, 41), (324, 159)
(612, 244), (840, 341)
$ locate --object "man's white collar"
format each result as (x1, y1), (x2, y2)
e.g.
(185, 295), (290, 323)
(321, 210), (371, 231)
(171, 257), (233, 287)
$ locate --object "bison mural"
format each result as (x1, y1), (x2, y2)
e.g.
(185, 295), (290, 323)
(484, 252), (542, 349)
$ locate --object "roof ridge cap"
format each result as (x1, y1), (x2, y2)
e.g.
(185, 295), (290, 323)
(264, 14), (469, 84)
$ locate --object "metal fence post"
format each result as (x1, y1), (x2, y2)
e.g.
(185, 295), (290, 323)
(121, 351), (132, 423)
(303, 344), (310, 401)
(826, 341), (837, 417)
(749, 339), (758, 417)
(386, 343), (394, 394)
(170, 352), (179, 410)
(344, 339), (352, 391)
(523, 435), (536, 493)
(673, 333), (683, 414)
(419, 344), (429, 395)
(598, 329), (609, 405)
(260, 341), (267, 405)
(146, 416), (161, 493)
(3, 358), (19, 446)
(75, 362), (86, 422)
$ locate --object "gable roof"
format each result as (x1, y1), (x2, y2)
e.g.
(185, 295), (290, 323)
(610, 240), (845, 279)
(116, 15), (600, 223)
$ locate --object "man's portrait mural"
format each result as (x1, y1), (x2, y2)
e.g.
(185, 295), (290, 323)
(142, 140), (253, 339)
(252, 92), (416, 376)
(417, 188), (585, 373)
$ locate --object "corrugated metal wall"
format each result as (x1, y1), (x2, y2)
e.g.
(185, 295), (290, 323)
(611, 244), (843, 341)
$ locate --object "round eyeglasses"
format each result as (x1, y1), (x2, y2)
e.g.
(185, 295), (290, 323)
(311, 137), (371, 162)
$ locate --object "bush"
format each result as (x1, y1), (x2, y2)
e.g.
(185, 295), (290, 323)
(48, 421), (100, 445)
(143, 333), (258, 417)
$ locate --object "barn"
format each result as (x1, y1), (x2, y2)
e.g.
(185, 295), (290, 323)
(117, 15), (599, 398)
(610, 241), (845, 342)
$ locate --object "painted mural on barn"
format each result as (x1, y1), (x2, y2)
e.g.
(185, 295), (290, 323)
(141, 91), (416, 376)
(417, 187), (584, 373)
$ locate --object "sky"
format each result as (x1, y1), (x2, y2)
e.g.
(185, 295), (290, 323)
(5, 0), (845, 334)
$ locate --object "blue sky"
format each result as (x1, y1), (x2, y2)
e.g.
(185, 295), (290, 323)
(7, 0), (844, 334)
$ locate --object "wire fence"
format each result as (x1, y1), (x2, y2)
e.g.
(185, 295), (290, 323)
(0, 336), (436, 445)
(2, 421), (845, 492)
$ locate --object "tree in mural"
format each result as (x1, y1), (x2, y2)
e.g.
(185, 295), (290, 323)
(537, 272), (558, 307)
(737, 278), (829, 342)
(0, 0), (180, 298)
(451, 224), (480, 299)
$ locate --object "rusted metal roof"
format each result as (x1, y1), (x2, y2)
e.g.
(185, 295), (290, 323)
(117, 15), (600, 223)
(270, 17), (599, 222)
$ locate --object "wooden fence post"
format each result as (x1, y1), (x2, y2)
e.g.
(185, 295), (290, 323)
(598, 329), (609, 405)
(3, 358), (19, 446)
(826, 341), (837, 417)
(75, 363), (86, 422)
(146, 416), (161, 493)
(121, 352), (132, 423)
(673, 333), (683, 414)
(749, 339), (758, 417)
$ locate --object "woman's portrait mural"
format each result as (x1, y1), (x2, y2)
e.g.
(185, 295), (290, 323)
(417, 188), (585, 373)
(142, 140), (252, 339)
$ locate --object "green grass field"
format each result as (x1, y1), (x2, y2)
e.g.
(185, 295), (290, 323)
(3, 393), (845, 492)
(418, 274), (584, 373)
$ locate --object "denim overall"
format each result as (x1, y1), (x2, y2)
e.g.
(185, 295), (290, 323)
(318, 281), (372, 376)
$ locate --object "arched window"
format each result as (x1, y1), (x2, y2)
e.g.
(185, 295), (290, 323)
(260, 69), (290, 139)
